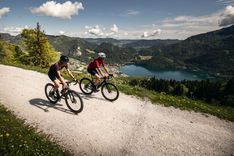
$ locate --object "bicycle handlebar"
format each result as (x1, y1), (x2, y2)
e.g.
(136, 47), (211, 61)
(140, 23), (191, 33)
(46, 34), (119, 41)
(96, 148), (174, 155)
(102, 74), (114, 80)
(60, 80), (79, 85)
(67, 80), (79, 85)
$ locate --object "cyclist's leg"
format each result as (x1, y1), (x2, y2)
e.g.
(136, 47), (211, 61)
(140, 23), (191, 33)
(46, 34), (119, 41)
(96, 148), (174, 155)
(48, 72), (60, 92)
(88, 69), (99, 87)
(92, 69), (100, 86)
(59, 76), (67, 90)
(94, 73), (101, 86)
(53, 79), (60, 91)
(58, 76), (68, 95)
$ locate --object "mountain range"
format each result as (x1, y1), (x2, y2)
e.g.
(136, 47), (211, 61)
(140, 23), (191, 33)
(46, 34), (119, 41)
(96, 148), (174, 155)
(1, 25), (234, 77)
(0, 33), (178, 64)
(136, 25), (234, 77)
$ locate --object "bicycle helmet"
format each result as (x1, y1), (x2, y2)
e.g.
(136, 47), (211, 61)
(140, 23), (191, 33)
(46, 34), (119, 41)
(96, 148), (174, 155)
(60, 55), (69, 63)
(98, 52), (106, 58)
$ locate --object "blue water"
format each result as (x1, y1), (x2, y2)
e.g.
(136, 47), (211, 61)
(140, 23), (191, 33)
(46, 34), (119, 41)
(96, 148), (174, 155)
(120, 65), (213, 81)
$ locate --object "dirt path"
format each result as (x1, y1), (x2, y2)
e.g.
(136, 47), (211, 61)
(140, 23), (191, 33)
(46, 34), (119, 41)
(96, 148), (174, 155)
(0, 64), (233, 156)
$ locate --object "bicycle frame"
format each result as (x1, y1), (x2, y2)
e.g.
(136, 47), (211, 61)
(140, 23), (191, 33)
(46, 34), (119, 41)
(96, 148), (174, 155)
(56, 81), (78, 98)
(90, 75), (112, 89)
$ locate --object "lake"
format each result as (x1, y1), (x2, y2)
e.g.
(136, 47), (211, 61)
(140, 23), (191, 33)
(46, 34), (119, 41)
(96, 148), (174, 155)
(120, 65), (214, 81)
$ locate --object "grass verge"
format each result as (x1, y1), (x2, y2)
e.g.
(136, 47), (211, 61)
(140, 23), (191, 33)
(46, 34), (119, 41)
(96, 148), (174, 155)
(0, 103), (70, 156)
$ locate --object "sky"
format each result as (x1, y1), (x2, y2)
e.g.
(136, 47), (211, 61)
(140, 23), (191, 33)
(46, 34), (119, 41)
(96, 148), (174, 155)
(0, 0), (234, 39)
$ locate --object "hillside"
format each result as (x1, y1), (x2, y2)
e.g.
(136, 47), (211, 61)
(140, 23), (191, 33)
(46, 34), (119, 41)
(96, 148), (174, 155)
(0, 33), (22, 44)
(0, 39), (23, 63)
(0, 33), (96, 61)
(46, 35), (97, 62)
(137, 25), (234, 76)
(0, 34), (136, 63)
(0, 33), (138, 64)
(84, 38), (122, 45)
(95, 42), (137, 64)
(84, 38), (180, 51)
(124, 39), (180, 51)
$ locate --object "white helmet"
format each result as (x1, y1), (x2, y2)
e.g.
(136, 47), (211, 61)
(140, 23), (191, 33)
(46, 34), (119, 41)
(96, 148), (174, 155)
(98, 52), (106, 58)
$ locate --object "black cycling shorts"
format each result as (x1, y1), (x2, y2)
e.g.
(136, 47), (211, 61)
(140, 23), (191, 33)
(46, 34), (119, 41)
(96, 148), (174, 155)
(48, 72), (59, 81)
(87, 68), (98, 76)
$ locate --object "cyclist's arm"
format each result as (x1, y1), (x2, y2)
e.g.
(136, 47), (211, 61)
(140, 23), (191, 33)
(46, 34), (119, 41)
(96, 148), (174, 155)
(103, 65), (109, 75)
(64, 64), (75, 80)
(96, 67), (104, 77)
(66, 68), (75, 80)
(101, 61), (109, 76)
(56, 71), (66, 85)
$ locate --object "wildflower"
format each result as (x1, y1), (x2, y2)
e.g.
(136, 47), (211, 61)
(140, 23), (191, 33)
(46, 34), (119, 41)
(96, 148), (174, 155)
(6, 133), (10, 138)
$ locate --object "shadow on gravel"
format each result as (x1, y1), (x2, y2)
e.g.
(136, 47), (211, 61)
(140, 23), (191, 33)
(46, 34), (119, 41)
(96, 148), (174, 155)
(29, 98), (74, 115)
(79, 93), (106, 102)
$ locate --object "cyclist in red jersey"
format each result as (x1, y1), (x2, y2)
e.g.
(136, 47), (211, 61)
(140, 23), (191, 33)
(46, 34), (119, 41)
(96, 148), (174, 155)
(87, 52), (109, 90)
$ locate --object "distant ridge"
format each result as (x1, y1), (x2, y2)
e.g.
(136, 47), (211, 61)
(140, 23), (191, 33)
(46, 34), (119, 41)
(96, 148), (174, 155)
(137, 25), (234, 76)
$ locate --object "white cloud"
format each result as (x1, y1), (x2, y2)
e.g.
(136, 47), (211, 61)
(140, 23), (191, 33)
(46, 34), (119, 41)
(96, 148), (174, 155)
(85, 24), (120, 37)
(141, 29), (161, 38)
(105, 24), (119, 37)
(151, 7), (225, 39)
(127, 10), (140, 16)
(105, 32), (115, 37)
(141, 32), (149, 38)
(153, 29), (161, 35)
(217, 0), (234, 6)
(59, 30), (65, 35)
(0, 7), (10, 18)
(121, 10), (140, 16)
(163, 14), (219, 27)
(3, 26), (29, 34)
(31, 1), (84, 19)
(110, 24), (119, 33)
(219, 5), (234, 26)
(121, 7), (232, 39)
(87, 25), (104, 36)
(156, 5), (234, 38)
(85, 25), (91, 29)
(122, 8), (231, 39)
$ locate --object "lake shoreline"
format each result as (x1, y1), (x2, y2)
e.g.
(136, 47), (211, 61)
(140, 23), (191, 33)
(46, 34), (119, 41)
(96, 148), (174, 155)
(120, 64), (216, 81)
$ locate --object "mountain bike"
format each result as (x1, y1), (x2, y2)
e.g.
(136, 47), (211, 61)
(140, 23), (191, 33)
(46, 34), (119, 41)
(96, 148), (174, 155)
(79, 74), (119, 101)
(45, 80), (83, 114)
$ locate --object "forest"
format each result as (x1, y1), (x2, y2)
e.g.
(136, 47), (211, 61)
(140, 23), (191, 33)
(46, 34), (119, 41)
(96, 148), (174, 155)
(126, 76), (234, 107)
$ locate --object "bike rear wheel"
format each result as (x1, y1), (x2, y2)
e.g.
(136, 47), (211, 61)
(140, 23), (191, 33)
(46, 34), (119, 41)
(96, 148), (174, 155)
(65, 90), (83, 114)
(45, 83), (60, 104)
(79, 78), (94, 95)
(101, 83), (119, 101)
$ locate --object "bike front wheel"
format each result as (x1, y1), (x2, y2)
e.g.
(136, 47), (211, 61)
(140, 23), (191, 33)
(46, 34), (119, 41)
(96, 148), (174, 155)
(65, 90), (83, 114)
(101, 83), (119, 101)
(45, 83), (60, 104)
(79, 78), (94, 95)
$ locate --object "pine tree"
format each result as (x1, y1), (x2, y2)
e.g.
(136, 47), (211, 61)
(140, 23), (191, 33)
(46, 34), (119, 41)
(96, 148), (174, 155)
(21, 22), (58, 68)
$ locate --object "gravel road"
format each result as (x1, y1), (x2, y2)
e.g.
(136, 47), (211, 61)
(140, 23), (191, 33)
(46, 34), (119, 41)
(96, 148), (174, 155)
(0, 64), (233, 156)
